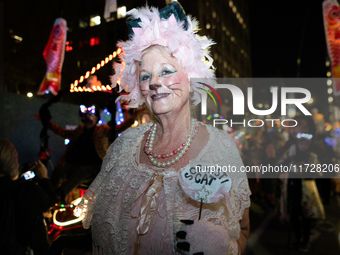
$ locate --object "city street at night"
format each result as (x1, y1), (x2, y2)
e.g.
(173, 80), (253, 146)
(1, 0), (340, 254)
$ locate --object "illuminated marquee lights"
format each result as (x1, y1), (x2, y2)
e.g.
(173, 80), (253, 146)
(70, 48), (122, 93)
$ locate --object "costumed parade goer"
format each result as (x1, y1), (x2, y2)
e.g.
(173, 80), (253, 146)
(76, 2), (251, 254)
(37, 97), (143, 204)
(39, 103), (111, 202)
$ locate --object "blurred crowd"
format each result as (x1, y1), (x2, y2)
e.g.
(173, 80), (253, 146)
(0, 102), (147, 255)
(241, 115), (340, 252)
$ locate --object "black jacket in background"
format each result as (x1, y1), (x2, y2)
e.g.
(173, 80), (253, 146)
(0, 176), (57, 255)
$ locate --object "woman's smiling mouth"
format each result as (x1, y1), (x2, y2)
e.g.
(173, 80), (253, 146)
(151, 93), (170, 100)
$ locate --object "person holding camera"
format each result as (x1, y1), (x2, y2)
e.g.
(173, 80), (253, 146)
(0, 139), (57, 255)
(38, 102), (143, 203)
(38, 103), (112, 203)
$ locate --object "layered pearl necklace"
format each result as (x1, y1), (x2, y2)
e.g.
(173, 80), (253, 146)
(144, 119), (199, 167)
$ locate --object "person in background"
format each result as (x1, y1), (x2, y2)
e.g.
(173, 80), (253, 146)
(37, 102), (146, 203)
(44, 104), (111, 202)
(278, 116), (325, 253)
(0, 139), (57, 255)
(242, 129), (276, 209)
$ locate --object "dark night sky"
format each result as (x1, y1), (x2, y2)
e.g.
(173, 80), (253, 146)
(3, 0), (329, 81)
(248, 0), (327, 78)
(2, 0), (331, 110)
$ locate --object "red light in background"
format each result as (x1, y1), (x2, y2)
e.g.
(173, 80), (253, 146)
(90, 38), (95, 46)
(65, 41), (73, 51)
(90, 37), (100, 46)
(66, 46), (73, 52)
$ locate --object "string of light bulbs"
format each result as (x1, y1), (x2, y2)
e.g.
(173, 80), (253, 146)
(69, 48), (122, 93)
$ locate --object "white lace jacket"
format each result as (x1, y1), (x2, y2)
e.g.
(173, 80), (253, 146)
(78, 123), (251, 254)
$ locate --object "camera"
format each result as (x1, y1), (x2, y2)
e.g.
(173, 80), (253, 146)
(20, 162), (37, 181)
(23, 170), (36, 180)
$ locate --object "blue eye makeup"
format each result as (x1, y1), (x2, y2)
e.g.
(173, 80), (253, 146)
(161, 66), (176, 76)
(139, 65), (176, 82)
(140, 73), (150, 82)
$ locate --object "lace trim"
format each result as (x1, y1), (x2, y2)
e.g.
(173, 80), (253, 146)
(77, 123), (251, 253)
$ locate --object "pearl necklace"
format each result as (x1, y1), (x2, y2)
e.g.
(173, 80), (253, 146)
(144, 119), (199, 167)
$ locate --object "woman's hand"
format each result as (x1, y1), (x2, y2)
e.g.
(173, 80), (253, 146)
(34, 160), (49, 179)
(176, 219), (239, 255)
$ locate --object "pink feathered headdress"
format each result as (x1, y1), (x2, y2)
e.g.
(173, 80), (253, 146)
(111, 2), (215, 108)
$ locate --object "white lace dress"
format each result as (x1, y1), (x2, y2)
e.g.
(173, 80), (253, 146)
(78, 123), (251, 254)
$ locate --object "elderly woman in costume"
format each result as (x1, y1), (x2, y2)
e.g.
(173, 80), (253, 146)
(77, 2), (251, 254)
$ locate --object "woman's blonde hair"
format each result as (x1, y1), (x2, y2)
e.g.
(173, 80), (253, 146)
(0, 139), (19, 180)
